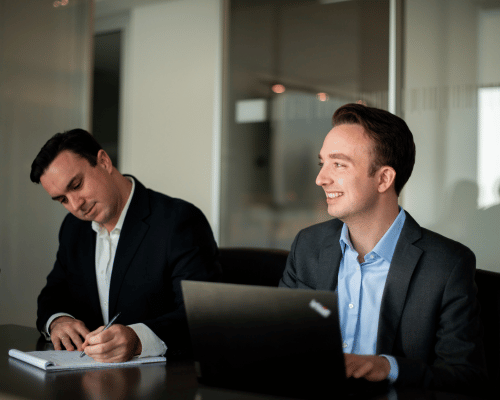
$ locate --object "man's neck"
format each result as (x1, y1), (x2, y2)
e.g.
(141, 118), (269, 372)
(102, 173), (133, 233)
(345, 203), (400, 263)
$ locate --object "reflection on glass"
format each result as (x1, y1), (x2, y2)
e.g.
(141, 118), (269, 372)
(402, 0), (500, 273)
(478, 87), (500, 209)
(221, 0), (390, 249)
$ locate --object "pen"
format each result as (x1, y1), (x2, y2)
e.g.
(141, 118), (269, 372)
(80, 311), (121, 357)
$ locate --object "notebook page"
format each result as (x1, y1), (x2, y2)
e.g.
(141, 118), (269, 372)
(8, 349), (51, 370)
(28, 350), (102, 369)
(9, 349), (166, 371)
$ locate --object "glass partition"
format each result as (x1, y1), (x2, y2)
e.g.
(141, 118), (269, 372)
(402, 0), (500, 272)
(221, 0), (390, 249)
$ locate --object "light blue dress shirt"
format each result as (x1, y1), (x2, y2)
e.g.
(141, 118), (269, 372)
(337, 207), (406, 382)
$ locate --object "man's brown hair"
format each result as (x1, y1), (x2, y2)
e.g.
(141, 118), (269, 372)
(332, 103), (416, 196)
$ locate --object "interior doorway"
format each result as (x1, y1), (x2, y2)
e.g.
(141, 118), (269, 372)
(92, 30), (121, 168)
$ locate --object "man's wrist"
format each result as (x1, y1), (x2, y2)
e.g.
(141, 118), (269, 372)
(49, 316), (71, 332)
(45, 313), (74, 338)
(135, 335), (143, 356)
(128, 323), (166, 358)
(380, 355), (399, 383)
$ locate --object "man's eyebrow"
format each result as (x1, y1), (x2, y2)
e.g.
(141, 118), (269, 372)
(318, 153), (354, 163)
(328, 153), (354, 163)
(50, 176), (79, 201)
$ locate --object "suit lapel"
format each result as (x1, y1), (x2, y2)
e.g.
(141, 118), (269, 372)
(318, 220), (343, 291)
(377, 212), (423, 354)
(108, 178), (151, 318)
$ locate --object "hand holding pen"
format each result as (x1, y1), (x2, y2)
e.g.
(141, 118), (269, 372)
(80, 312), (121, 357)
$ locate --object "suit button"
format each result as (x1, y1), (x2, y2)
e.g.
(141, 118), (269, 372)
(349, 303), (354, 309)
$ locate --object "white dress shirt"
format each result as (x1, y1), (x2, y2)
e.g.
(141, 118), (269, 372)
(45, 177), (166, 358)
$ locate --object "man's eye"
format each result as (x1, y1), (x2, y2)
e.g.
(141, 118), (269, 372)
(74, 181), (82, 190)
(60, 198), (67, 204)
(318, 162), (324, 168)
(335, 163), (344, 168)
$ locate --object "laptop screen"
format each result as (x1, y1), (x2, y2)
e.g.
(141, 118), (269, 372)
(182, 281), (346, 399)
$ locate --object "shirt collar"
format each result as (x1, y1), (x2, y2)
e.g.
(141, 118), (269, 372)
(339, 207), (406, 263)
(92, 176), (135, 235)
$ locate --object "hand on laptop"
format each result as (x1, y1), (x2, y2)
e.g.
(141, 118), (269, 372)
(344, 354), (390, 381)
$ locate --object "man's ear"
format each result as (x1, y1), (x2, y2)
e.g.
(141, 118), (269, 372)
(97, 149), (113, 172)
(377, 166), (396, 194)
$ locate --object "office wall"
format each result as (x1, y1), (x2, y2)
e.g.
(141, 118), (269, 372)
(119, 0), (222, 234)
(0, 0), (92, 326)
(0, 0), (222, 328)
(402, 0), (500, 272)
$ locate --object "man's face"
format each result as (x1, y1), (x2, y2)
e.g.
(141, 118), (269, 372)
(316, 123), (380, 222)
(40, 150), (120, 226)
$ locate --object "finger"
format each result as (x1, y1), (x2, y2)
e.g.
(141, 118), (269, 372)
(86, 342), (118, 362)
(88, 326), (105, 338)
(85, 342), (104, 359)
(60, 335), (75, 351)
(51, 336), (63, 351)
(91, 348), (126, 363)
(85, 326), (105, 344)
(344, 354), (357, 377)
(86, 335), (129, 363)
(74, 324), (91, 340)
(353, 361), (374, 379)
(69, 332), (85, 351)
(91, 328), (116, 347)
(366, 358), (390, 381)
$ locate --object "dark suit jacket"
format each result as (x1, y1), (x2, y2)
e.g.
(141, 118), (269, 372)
(37, 177), (221, 353)
(279, 211), (487, 391)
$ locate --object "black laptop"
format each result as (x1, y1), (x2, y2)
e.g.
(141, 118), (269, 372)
(181, 281), (349, 399)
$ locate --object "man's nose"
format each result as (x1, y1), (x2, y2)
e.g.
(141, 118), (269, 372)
(316, 167), (331, 187)
(67, 193), (84, 212)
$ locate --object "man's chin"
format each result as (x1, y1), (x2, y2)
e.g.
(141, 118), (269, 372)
(75, 209), (102, 223)
(327, 206), (342, 219)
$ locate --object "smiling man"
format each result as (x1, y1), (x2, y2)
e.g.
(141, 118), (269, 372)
(279, 104), (487, 391)
(30, 129), (220, 362)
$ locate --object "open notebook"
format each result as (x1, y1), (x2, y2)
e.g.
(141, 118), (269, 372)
(9, 349), (165, 371)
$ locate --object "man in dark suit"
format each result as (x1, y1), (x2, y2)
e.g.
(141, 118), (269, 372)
(30, 129), (220, 362)
(279, 104), (487, 391)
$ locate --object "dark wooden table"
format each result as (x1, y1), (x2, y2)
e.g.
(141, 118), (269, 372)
(0, 325), (491, 400)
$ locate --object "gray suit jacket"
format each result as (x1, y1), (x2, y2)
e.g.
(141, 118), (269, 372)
(279, 211), (487, 391)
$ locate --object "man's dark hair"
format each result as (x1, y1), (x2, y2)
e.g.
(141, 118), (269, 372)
(332, 103), (416, 196)
(30, 129), (102, 183)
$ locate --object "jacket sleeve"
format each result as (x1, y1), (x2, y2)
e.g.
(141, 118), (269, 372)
(138, 202), (221, 352)
(36, 215), (82, 334)
(394, 249), (488, 392)
(279, 232), (300, 288)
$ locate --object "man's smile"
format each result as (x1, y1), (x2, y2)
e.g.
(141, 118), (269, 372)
(326, 191), (344, 199)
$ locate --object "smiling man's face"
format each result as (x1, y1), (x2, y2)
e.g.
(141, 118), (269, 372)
(316, 123), (381, 223)
(40, 150), (121, 228)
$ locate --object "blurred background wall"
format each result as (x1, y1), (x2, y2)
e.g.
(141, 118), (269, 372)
(0, 0), (222, 327)
(1, 0), (499, 327)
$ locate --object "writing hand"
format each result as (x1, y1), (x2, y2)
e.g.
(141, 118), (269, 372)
(344, 354), (390, 381)
(49, 316), (90, 351)
(81, 324), (142, 363)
